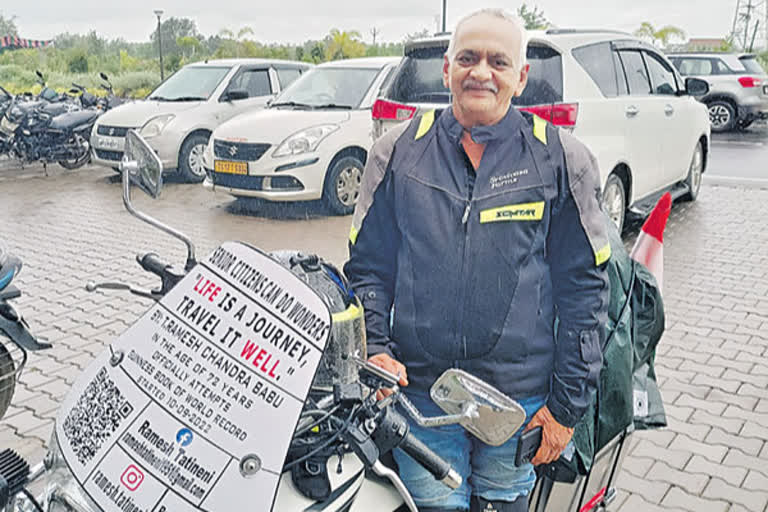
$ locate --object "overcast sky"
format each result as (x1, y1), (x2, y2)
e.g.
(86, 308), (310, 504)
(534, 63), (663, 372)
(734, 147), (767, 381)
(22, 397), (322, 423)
(6, 1), (744, 44)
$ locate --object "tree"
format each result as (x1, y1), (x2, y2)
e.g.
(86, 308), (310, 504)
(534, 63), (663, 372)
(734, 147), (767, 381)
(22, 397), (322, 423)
(309, 42), (325, 63)
(325, 29), (365, 61)
(0, 13), (18, 37)
(216, 26), (254, 58)
(517, 3), (549, 30)
(634, 22), (686, 48)
(177, 36), (202, 59)
(151, 17), (200, 58)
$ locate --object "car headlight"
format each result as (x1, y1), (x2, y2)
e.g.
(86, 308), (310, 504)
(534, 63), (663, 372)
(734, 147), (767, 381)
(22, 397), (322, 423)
(272, 124), (339, 158)
(139, 114), (175, 138)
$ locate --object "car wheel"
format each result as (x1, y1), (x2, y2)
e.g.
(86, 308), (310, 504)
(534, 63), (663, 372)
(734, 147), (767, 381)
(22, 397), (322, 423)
(0, 343), (16, 420)
(682, 141), (704, 202)
(602, 173), (626, 233)
(178, 133), (209, 183)
(707, 100), (736, 132)
(323, 155), (365, 215)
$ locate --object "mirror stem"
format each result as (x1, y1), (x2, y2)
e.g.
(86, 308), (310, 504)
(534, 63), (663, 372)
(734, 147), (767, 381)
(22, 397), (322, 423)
(397, 394), (477, 428)
(122, 170), (197, 270)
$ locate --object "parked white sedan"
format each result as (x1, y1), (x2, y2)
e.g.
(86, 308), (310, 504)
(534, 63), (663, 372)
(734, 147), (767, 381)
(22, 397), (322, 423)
(91, 58), (310, 182)
(203, 57), (400, 214)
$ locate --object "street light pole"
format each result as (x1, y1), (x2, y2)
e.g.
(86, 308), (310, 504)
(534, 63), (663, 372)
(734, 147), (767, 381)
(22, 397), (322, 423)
(154, 9), (164, 81)
(442, 0), (447, 32)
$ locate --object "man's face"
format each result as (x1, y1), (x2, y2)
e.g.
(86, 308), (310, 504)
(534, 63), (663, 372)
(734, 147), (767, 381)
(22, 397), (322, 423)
(443, 15), (530, 127)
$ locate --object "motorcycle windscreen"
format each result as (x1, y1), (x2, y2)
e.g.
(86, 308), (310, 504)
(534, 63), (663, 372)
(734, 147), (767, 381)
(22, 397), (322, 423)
(54, 241), (331, 512)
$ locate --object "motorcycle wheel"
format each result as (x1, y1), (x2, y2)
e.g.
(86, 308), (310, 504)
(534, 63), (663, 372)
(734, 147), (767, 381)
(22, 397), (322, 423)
(58, 135), (91, 170)
(0, 343), (16, 420)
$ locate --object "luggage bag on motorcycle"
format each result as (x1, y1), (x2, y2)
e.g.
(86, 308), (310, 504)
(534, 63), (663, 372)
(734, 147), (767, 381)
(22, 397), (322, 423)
(530, 219), (666, 510)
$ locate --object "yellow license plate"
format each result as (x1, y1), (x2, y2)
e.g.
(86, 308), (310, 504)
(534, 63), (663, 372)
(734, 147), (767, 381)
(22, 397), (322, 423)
(215, 160), (247, 175)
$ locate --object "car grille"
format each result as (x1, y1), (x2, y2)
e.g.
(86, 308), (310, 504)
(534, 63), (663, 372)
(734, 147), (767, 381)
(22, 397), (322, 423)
(210, 172), (264, 190)
(214, 140), (271, 162)
(95, 149), (123, 161)
(97, 125), (131, 137)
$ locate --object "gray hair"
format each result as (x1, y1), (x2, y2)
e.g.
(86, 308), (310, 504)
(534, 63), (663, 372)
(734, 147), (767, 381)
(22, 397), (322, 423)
(446, 8), (528, 69)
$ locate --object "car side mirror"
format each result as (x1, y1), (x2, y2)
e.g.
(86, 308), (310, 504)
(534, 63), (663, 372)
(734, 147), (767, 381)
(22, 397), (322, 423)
(685, 77), (709, 97)
(225, 89), (249, 101)
(430, 369), (526, 446)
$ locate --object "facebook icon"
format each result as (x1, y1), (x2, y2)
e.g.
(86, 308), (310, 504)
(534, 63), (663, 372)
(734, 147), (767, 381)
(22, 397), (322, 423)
(176, 428), (194, 447)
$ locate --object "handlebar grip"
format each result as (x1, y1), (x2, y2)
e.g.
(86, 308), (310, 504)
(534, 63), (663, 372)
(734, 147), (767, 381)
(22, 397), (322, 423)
(399, 432), (462, 489)
(138, 252), (170, 278)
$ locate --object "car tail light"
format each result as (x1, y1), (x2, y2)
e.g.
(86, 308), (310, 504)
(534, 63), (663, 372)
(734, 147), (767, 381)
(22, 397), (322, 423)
(738, 76), (762, 87)
(372, 99), (417, 121)
(520, 103), (579, 127)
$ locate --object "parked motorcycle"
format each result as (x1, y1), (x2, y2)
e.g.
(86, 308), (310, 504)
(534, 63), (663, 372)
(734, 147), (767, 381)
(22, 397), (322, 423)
(1, 132), (639, 512)
(0, 91), (98, 170)
(0, 246), (51, 421)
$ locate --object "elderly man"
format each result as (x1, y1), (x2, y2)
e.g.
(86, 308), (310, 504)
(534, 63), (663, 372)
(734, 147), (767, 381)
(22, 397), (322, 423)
(344, 8), (609, 512)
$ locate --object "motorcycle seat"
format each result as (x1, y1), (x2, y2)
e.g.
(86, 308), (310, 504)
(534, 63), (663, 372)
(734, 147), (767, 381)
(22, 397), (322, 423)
(48, 109), (99, 131)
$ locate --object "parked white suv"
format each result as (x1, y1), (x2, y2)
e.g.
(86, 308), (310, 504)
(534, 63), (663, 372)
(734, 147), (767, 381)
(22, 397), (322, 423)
(91, 59), (310, 182)
(668, 52), (768, 132)
(373, 30), (711, 231)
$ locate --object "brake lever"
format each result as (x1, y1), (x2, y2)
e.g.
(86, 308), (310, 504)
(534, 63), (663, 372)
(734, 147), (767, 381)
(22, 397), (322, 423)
(85, 281), (160, 300)
(351, 355), (401, 388)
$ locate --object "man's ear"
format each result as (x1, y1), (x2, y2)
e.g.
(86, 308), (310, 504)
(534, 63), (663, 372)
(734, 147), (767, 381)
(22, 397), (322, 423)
(442, 54), (451, 89)
(514, 63), (531, 97)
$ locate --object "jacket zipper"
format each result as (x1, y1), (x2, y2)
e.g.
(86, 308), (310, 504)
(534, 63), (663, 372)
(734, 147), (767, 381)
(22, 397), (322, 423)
(456, 151), (475, 360)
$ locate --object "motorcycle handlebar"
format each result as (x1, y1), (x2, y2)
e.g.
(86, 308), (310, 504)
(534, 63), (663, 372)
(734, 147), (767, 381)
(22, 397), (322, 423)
(137, 252), (170, 279)
(399, 431), (462, 490)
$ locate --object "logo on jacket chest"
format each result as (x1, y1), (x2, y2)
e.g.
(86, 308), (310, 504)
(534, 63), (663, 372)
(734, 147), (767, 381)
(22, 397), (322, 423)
(489, 169), (529, 190)
(480, 201), (545, 223)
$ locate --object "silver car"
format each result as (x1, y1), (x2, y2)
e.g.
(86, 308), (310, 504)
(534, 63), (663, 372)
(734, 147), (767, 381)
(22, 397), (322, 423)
(669, 52), (768, 132)
(91, 59), (311, 182)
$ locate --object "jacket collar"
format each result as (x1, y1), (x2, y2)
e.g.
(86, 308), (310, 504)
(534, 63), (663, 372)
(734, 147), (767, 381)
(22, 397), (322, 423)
(439, 104), (526, 145)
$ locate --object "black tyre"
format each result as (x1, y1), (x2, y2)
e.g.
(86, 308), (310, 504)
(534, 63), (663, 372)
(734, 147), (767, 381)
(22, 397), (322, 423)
(707, 100), (736, 133)
(602, 173), (626, 233)
(58, 134), (91, 169)
(682, 141), (704, 202)
(178, 133), (209, 183)
(323, 155), (365, 215)
(0, 343), (16, 420)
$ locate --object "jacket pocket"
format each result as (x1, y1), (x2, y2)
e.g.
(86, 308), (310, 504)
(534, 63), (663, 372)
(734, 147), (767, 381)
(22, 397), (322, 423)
(579, 330), (603, 385)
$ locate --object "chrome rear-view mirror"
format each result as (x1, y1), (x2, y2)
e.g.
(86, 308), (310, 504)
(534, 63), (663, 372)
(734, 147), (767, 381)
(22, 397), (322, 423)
(430, 369), (526, 446)
(121, 129), (163, 199)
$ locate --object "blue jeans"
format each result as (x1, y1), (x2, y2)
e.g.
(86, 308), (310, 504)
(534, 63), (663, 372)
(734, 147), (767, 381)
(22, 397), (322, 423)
(393, 389), (546, 510)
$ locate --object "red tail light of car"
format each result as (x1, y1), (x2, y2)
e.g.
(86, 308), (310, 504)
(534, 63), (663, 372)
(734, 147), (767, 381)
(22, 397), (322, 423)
(372, 99), (417, 121)
(738, 76), (762, 88)
(520, 103), (579, 127)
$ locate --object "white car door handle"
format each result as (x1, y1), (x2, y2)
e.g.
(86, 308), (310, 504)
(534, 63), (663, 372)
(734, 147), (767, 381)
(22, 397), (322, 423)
(665, 105), (674, 116)
(625, 106), (639, 117)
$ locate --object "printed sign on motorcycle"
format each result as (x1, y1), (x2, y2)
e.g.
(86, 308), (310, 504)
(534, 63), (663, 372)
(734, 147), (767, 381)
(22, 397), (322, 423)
(55, 241), (332, 512)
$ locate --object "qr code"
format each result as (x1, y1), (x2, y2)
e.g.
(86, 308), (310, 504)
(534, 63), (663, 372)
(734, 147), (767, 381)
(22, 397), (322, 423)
(62, 367), (134, 465)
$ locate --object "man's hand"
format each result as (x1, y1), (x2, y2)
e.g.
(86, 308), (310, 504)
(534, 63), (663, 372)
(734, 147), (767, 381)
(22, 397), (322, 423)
(524, 405), (574, 465)
(368, 353), (408, 400)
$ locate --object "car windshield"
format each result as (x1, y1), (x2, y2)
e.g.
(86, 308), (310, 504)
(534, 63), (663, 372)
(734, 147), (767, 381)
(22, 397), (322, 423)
(148, 66), (231, 101)
(272, 67), (380, 109)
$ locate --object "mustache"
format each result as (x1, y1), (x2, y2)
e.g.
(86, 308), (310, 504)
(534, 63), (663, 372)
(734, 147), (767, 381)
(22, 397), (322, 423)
(462, 78), (498, 93)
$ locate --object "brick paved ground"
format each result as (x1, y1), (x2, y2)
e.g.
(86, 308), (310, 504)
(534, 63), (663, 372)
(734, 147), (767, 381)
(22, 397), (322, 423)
(0, 165), (767, 511)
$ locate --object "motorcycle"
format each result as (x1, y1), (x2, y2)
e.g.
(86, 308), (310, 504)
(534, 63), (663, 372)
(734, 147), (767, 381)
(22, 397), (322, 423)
(0, 246), (52, 421)
(0, 91), (98, 170)
(1, 131), (636, 512)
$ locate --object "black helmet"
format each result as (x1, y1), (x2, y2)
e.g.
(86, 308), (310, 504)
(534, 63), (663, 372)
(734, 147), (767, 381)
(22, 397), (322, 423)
(268, 250), (366, 390)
